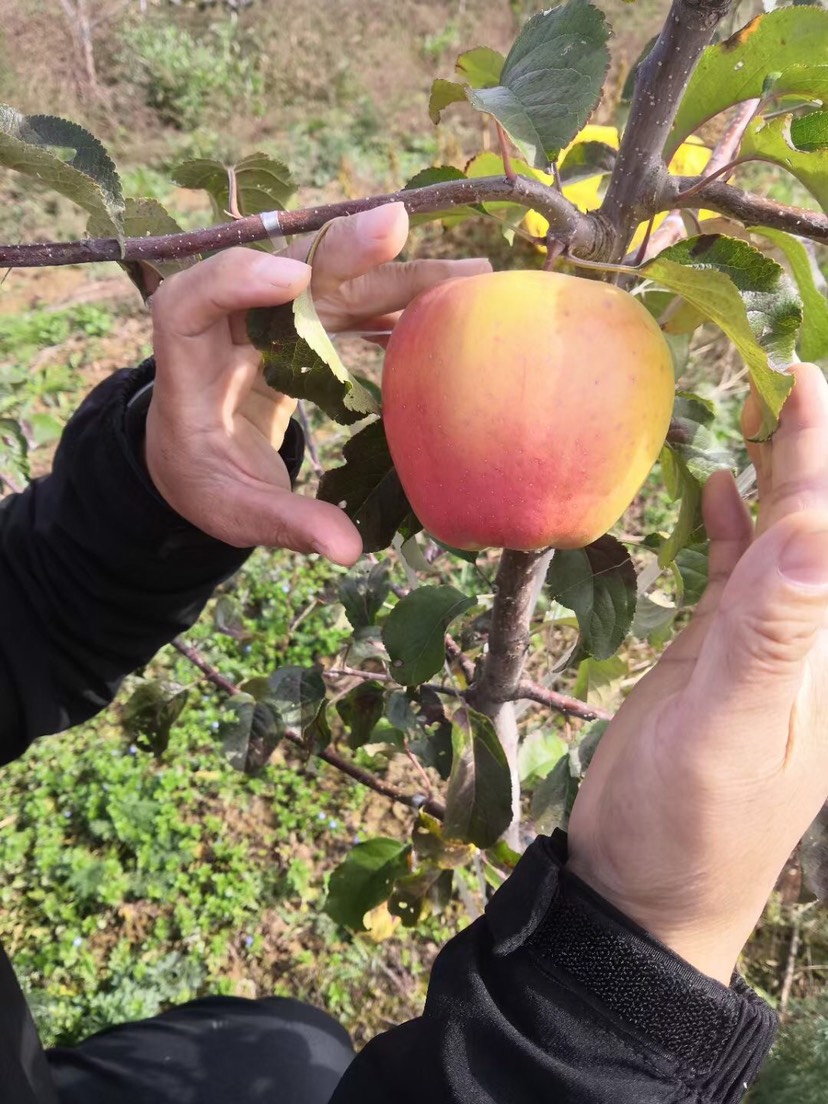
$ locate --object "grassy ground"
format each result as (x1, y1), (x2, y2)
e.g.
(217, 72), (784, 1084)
(0, 0), (826, 1091)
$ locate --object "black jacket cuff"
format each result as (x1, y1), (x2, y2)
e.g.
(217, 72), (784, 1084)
(487, 831), (778, 1103)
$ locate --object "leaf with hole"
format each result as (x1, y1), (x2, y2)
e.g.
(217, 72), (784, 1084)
(122, 680), (189, 758)
(325, 838), (412, 931)
(338, 560), (391, 632)
(336, 681), (385, 749)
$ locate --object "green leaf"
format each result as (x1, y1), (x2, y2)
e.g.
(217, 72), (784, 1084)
(644, 235), (801, 438)
(325, 838), (412, 931)
(631, 594), (676, 645)
(658, 447), (703, 568)
(675, 542), (710, 606)
(740, 113), (828, 214)
(762, 221), (828, 312)
(402, 687), (454, 781)
(411, 811), (475, 870)
(572, 654), (627, 710)
(518, 729), (568, 786)
(338, 560), (391, 632)
(568, 718), (609, 779)
(404, 165), (484, 227)
(258, 666), (330, 750)
(336, 681), (385, 749)
(219, 693), (283, 774)
(558, 140), (617, 184)
(172, 153), (296, 220)
(250, 270), (379, 426)
(382, 586), (476, 686)
(668, 9), (828, 157)
(122, 680), (189, 758)
(667, 392), (734, 481)
(0, 106), (123, 234)
(546, 535), (637, 661)
(466, 0), (611, 168)
(531, 756), (577, 834)
(318, 420), (419, 553)
(428, 46), (504, 125)
(455, 46), (504, 88)
(428, 78), (468, 124)
(443, 707), (512, 848)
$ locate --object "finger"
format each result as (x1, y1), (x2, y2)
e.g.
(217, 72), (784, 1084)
(303, 203), (411, 296)
(687, 508), (828, 752)
(758, 363), (828, 535)
(228, 487), (364, 566)
(332, 256), (492, 325)
(152, 248), (311, 342)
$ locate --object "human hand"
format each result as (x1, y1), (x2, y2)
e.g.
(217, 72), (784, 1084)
(145, 203), (490, 564)
(567, 362), (828, 984)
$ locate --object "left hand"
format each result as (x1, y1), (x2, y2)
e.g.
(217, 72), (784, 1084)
(145, 203), (490, 564)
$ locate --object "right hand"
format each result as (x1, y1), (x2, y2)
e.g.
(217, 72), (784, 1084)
(567, 362), (828, 984)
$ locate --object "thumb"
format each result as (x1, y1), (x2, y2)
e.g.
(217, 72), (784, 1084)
(690, 510), (828, 717)
(244, 487), (364, 567)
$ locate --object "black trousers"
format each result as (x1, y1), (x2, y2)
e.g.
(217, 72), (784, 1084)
(46, 996), (355, 1104)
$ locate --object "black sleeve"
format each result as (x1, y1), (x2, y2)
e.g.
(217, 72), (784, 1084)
(0, 360), (304, 765)
(332, 832), (778, 1104)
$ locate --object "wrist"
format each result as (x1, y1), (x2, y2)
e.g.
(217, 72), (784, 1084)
(566, 854), (741, 985)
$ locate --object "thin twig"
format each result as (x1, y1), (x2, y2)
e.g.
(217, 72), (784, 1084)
(324, 666), (462, 699)
(516, 681), (611, 722)
(444, 634), (476, 685)
(171, 637), (445, 817)
(495, 122), (517, 184)
(672, 177), (828, 245)
(296, 401), (323, 476)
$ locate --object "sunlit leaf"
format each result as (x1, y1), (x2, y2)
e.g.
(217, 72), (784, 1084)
(668, 9), (828, 157)
(0, 106), (123, 234)
(740, 112), (828, 214)
(518, 729), (568, 786)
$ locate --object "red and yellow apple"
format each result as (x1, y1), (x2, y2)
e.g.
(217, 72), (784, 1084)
(381, 269), (675, 551)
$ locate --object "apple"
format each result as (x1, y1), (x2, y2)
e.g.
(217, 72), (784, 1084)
(381, 269), (675, 551)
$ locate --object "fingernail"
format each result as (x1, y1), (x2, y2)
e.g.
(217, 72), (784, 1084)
(254, 255), (311, 288)
(779, 529), (828, 587)
(360, 204), (402, 237)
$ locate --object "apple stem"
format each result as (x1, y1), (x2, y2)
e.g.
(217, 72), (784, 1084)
(495, 122), (518, 184)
